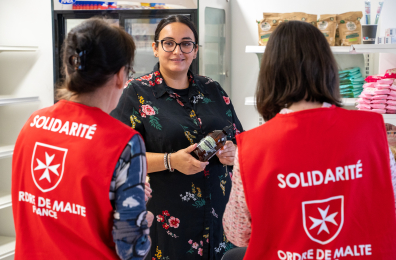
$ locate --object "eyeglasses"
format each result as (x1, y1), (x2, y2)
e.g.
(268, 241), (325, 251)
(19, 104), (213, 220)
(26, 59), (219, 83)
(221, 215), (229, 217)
(157, 40), (196, 54)
(127, 66), (135, 79)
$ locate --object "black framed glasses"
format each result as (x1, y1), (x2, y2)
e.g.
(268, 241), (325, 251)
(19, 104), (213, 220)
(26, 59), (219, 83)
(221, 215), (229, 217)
(157, 40), (196, 54)
(126, 66), (135, 79)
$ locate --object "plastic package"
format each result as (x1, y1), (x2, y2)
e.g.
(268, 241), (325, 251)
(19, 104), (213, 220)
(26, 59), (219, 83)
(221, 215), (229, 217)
(387, 105), (396, 110)
(390, 85), (396, 91)
(389, 91), (396, 97)
(372, 95), (389, 100)
(387, 110), (396, 114)
(371, 104), (386, 109)
(371, 99), (387, 104)
(374, 89), (391, 95)
(388, 100), (396, 105)
(356, 104), (371, 109)
(363, 83), (375, 88)
(359, 93), (374, 99)
(358, 108), (372, 112)
(376, 84), (391, 89)
(372, 109), (386, 114)
(357, 98), (371, 104)
(388, 96), (396, 100)
(378, 79), (394, 84)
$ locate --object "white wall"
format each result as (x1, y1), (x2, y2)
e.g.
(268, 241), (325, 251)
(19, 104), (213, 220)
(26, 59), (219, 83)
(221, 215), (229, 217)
(230, 0), (395, 130)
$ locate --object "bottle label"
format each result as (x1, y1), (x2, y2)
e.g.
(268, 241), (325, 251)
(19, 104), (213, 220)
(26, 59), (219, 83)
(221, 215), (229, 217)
(199, 136), (217, 154)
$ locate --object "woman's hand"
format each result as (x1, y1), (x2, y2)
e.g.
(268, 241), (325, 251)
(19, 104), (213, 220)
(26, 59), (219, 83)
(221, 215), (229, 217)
(172, 144), (209, 175)
(216, 141), (236, 166)
(146, 211), (154, 227)
(144, 182), (152, 202)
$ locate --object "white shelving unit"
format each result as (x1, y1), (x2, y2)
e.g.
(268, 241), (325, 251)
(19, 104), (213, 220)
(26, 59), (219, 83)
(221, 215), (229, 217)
(0, 96), (39, 106)
(0, 193), (11, 210)
(0, 45), (39, 260)
(245, 97), (358, 106)
(245, 44), (396, 55)
(0, 46), (38, 52)
(0, 146), (14, 159)
(245, 44), (396, 125)
(0, 236), (15, 259)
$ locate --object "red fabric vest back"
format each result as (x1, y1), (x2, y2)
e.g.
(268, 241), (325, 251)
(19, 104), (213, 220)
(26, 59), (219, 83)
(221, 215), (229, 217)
(12, 100), (137, 259)
(237, 106), (396, 260)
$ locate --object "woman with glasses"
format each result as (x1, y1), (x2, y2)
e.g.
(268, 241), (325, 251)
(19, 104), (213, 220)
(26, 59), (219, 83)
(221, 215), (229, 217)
(12, 18), (152, 259)
(111, 15), (243, 260)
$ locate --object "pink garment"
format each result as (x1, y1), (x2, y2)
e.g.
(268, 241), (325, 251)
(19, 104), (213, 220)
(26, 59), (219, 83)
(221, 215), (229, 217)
(223, 106), (396, 247)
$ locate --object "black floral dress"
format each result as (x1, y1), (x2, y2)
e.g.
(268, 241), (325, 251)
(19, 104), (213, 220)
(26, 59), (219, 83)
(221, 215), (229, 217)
(111, 63), (243, 260)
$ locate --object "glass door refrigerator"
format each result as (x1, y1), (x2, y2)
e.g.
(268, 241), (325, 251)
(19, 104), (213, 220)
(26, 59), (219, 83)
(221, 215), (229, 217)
(52, 7), (198, 98)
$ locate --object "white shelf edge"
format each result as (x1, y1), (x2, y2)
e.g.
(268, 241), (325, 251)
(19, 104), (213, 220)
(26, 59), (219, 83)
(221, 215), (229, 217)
(351, 44), (396, 54)
(246, 97), (358, 106)
(0, 145), (14, 159)
(0, 236), (15, 259)
(341, 98), (358, 106)
(0, 46), (38, 52)
(246, 44), (396, 54)
(245, 96), (255, 106)
(0, 193), (12, 210)
(0, 96), (39, 106)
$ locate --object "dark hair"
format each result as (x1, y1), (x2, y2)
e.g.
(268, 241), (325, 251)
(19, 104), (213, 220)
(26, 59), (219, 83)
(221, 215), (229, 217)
(57, 17), (136, 99)
(154, 15), (198, 46)
(256, 21), (341, 121)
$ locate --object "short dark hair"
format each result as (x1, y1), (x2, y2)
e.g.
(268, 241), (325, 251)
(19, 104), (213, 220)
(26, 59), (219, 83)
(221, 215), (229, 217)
(154, 15), (198, 46)
(256, 21), (341, 121)
(57, 17), (136, 99)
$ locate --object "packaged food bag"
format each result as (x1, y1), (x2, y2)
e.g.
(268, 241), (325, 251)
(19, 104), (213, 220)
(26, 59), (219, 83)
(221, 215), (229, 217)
(280, 12), (317, 26)
(337, 11), (363, 46)
(317, 14), (337, 46)
(257, 13), (282, 46)
(335, 28), (341, 46)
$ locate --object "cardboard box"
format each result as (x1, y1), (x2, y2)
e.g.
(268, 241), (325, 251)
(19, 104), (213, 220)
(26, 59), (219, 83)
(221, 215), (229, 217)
(378, 36), (384, 44)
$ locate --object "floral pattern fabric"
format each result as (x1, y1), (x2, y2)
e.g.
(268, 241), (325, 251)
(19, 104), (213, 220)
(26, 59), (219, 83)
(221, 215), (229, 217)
(111, 63), (243, 260)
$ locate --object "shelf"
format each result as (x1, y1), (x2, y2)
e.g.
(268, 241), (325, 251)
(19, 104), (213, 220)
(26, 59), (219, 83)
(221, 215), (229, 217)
(0, 192), (11, 210)
(0, 145), (14, 159)
(246, 97), (358, 106)
(0, 236), (15, 259)
(0, 96), (39, 106)
(246, 44), (396, 54)
(341, 98), (358, 106)
(0, 46), (38, 52)
(351, 44), (396, 54)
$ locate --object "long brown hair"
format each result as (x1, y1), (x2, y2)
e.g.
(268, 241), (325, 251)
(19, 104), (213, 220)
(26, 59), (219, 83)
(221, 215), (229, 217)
(256, 21), (341, 121)
(57, 18), (136, 100)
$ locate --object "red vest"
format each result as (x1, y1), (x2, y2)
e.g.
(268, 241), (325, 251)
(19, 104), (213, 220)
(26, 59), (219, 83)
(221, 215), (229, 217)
(12, 100), (137, 259)
(237, 106), (396, 260)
